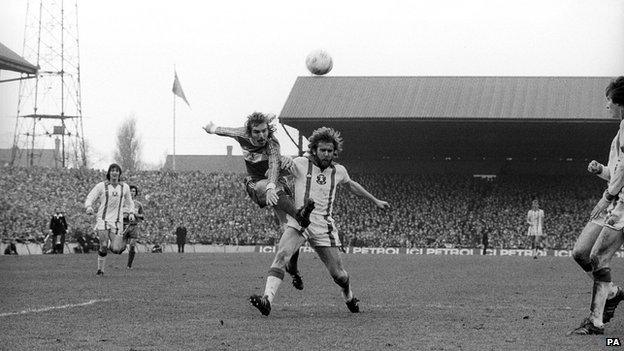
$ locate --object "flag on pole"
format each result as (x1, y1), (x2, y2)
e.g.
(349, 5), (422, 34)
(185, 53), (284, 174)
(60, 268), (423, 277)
(172, 71), (190, 107)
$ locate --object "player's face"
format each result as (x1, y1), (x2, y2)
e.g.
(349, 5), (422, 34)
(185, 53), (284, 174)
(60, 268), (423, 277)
(314, 141), (335, 168)
(131, 188), (137, 197)
(251, 123), (269, 145)
(532, 201), (539, 209)
(109, 168), (120, 181)
(606, 97), (624, 119)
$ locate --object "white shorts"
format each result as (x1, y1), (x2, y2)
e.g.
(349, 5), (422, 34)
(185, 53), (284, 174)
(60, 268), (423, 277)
(591, 202), (624, 231)
(286, 213), (341, 247)
(94, 219), (122, 234)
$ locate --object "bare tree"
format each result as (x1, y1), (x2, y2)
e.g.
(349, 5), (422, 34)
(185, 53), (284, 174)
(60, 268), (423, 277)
(114, 116), (142, 172)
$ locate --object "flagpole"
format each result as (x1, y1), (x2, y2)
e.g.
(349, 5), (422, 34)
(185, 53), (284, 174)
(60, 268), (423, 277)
(173, 81), (176, 172)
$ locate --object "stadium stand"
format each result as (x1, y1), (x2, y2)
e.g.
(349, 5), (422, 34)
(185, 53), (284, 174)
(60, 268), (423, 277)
(0, 166), (604, 250)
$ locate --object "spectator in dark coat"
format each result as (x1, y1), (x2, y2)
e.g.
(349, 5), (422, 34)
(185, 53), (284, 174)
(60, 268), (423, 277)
(49, 208), (68, 254)
(176, 226), (187, 253)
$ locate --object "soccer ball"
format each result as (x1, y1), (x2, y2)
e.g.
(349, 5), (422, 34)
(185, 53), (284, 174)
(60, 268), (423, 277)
(306, 49), (333, 76)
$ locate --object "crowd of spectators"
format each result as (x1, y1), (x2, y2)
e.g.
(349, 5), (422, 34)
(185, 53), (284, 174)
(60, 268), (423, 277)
(0, 166), (605, 250)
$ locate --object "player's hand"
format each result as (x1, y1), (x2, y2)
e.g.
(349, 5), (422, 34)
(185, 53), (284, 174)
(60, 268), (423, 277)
(590, 195), (611, 220)
(588, 160), (603, 174)
(606, 213), (619, 226)
(375, 200), (390, 210)
(265, 188), (279, 206)
(86, 207), (94, 215)
(202, 121), (216, 134)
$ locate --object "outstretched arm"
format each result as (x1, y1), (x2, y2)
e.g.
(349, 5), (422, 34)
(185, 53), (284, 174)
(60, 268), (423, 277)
(202, 121), (246, 139)
(346, 180), (390, 209)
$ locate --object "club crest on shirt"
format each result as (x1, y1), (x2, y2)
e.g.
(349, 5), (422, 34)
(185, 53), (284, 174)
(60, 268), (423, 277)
(316, 174), (327, 185)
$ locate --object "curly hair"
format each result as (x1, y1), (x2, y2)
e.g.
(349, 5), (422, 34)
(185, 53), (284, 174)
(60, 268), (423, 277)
(245, 112), (277, 138)
(307, 127), (344, 155)
(606, 76), (624, 106)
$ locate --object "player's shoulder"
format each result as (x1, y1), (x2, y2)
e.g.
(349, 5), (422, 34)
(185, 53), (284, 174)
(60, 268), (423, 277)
(333, 162), (348, 173)
(293, 156), (309, 165)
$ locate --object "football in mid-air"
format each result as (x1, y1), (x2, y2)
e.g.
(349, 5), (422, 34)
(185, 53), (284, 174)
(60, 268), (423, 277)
(306, 49), (333, 76)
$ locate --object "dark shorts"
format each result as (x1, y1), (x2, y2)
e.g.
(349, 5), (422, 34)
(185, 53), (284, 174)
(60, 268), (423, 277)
(244, 177), (292, 208)
(123, 224), (139, 240)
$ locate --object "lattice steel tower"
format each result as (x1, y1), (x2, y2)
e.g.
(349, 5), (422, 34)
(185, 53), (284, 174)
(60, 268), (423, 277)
(11, 0), (85, 168)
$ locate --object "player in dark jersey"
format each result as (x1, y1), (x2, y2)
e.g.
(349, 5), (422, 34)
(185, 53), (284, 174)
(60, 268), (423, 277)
(203, 112), (314, 289)
(123, 185), (144, 269)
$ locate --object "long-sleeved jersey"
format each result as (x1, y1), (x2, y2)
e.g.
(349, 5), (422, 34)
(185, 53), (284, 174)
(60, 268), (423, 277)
(85, 181), (135, 229)
(213, 126), (280, 184)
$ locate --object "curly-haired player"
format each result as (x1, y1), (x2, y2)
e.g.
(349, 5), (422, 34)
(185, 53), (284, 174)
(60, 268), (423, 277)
(250, 127), (390, 316)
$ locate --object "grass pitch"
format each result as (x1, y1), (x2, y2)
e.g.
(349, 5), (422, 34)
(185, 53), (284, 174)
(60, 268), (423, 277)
(0, 252), (621, 350)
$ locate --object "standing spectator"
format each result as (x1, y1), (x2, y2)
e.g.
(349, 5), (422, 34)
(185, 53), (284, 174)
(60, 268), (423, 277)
(176, 225), (187, 253)
(49, 208), (68, 254)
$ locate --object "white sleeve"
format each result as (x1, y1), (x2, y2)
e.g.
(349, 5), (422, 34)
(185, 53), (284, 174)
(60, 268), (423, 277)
(337, 165), (351, 185)
(85, 183), (102, 208)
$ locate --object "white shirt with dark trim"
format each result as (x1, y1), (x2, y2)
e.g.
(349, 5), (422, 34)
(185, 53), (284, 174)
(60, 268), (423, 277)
(85, 181), (135, 224)
(290, 156), (351, 218)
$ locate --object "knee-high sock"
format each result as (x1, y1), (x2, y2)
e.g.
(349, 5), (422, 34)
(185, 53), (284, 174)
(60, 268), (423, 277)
(264, 267), (284, 303)
(127, 246), (136, 267)
(590, 267), (612, 327)
(97, 250), (107, 271)
(285, 249), (300, 275)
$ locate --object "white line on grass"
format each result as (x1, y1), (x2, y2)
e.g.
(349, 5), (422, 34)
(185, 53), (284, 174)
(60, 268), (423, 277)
(0, 298), (110, 318)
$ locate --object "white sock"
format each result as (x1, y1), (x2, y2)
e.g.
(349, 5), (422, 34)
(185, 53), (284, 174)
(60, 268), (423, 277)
(264, 276), (282, 303)
(590, 281), (610, 328)
(97, 256), (105, 271)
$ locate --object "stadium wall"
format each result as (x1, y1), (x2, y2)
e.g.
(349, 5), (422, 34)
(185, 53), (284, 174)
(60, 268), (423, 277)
(4, 243), (624, 258)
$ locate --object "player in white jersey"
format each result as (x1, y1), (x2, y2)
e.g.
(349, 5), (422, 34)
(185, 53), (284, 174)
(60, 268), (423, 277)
(84, 163), (135, 276)
(250, 127), (390, 316)
(569, 77), (624, 335)
(526, 200), (545, 258)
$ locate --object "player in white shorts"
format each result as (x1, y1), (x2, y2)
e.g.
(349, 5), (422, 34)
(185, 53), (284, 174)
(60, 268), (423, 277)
(569, 77), (624, 335)
(526, 199), (545, 258)
(250, 127), (390, 316)
(84, 163), (135, 276)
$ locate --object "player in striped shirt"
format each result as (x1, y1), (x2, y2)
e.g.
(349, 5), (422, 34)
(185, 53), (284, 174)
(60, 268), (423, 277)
(250, 127), (389, 316)
(569, 77), (624, 335)
(84, 163), (135, 276)
(203, 112), (315, 289)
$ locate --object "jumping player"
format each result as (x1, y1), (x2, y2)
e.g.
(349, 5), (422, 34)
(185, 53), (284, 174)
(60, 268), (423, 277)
(124, 185), (145, 269)
(203, 112), (314, 289)
(85, 163), (135, 276)
(250, 127), (390, 316)
(527, 199), (545, 259)
(569, 77), (624, 335)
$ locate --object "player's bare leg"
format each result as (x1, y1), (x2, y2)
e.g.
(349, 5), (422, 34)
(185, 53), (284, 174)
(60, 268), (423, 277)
(95, 229), (112, 276)
(570, 227), (624, 334)
(314, 246), (359, 313)
(274, 208), (305, 290)
(572, 222), (603, 279)
(250, 227), (306, 316)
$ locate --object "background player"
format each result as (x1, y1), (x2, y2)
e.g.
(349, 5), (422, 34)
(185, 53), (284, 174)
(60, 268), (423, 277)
(569, 76), (624, 335)
(250, 127), (390, 316)
(527, 199), (545, 258)
(203, 112), (314, 289)
(84, 163), (135, 276)
(124, 185), (144, 269)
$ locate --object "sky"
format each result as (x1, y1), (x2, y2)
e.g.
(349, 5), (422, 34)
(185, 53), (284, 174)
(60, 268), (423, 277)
(1, 0), (623, 170)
